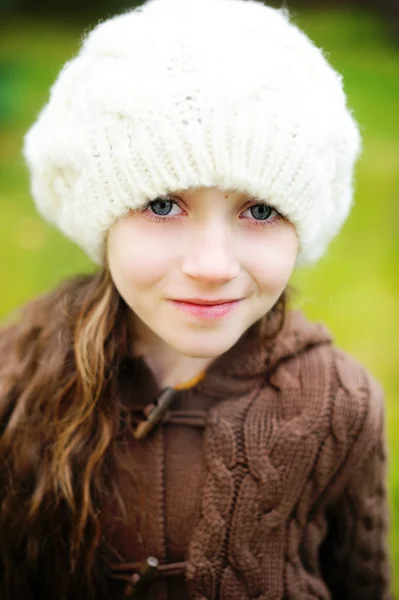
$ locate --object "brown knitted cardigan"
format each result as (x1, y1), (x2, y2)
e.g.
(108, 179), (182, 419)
(105, 310), (392, 600)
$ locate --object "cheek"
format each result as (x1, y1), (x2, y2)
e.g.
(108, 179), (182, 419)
(257, 258), (292, 293)
(107, 220), (169, 291)
(250, 227), (298, 293)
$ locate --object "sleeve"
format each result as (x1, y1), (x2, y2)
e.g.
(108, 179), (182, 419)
(319, 376), (393, 600)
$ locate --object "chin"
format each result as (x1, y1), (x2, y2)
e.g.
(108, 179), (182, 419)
(167, 329), (241, 359)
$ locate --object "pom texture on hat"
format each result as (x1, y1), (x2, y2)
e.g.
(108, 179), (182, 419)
(23, 0), (361, 265)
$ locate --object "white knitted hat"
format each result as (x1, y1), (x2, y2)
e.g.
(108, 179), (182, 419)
(23, 0), (361, 265)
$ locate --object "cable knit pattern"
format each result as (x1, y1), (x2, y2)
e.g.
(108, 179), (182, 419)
(319, 368), (391, 599)
(95, 309), (391, 599)
(185, 314), (391, 600)
(187, 395), (253, 599)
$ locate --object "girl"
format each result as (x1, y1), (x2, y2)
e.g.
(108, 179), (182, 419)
(0, 0), (392, 598)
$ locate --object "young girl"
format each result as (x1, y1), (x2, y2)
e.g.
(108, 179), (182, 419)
(0, 0), (392, 598)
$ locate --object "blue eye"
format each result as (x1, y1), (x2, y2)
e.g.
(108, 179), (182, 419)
(149, 197), (174, 216)
(249, 204), (273, 220)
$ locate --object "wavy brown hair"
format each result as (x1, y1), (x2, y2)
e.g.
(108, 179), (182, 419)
(0, 268), (291, 599)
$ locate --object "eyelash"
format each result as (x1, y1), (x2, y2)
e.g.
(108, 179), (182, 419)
(142, 197), (282, 229)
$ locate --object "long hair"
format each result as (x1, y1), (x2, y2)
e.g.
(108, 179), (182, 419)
(0, 268), (291, 599)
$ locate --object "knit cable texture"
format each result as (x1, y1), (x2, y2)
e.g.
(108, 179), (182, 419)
(185, 343), (391, 599)
(23, 0), (361, 265)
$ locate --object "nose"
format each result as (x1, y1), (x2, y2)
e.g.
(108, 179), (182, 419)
(181, 221), (240, 283)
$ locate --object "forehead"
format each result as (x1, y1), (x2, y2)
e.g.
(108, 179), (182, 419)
(170, 187), (254, 199)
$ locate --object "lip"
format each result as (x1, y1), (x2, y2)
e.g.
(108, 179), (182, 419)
(169, 299), (242, 320)
(174, 298), (240, 306)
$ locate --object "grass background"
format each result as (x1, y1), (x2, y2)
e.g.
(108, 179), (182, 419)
(0, 7), (398, 592)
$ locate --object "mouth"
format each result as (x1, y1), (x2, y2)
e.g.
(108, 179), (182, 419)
(168, 298), (242, 320)
(173, 298), (241, 306)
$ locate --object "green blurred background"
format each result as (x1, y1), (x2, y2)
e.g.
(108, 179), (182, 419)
(0, 0), (398, 592)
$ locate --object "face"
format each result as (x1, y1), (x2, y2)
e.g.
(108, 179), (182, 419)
(107, 187), (299, 360)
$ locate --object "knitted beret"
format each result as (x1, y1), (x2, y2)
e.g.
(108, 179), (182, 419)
(23, 0), (361, 265)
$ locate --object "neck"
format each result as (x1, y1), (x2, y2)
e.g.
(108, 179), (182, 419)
(142, 352), (214, 390)
(131, 329), (215, 391)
